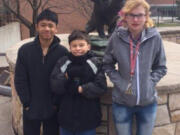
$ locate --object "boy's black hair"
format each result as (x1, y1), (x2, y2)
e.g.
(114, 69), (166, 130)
(68, 30), (90, 45)
(36, 9), (58, 25)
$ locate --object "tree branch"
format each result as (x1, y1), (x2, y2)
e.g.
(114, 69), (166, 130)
(41, 0), (49, 10)
(26, 0), (34, 9)
(15, 0), (20, 14)
(37, 0), (42, 10)
(47, 6), (75, 14)
(2, 0), (32, 28)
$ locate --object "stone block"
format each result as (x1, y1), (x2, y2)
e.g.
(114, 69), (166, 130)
(96, 124), (107, 135)
(10, 73), (23, 135)
(0, 70), (10, 85)
(171, 110), (180, 123)
(108, 106), (116, 135)
(153, 124), (176, 135)
(155, 105), (170, 126)
(176, 122), (180, 135)
(101, 104), (107, 121)
(157, 94), (167, 105)
(0, 96), (14, 135)
(169, 93), (180, 111)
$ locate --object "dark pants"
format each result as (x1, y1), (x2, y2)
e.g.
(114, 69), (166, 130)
(23, 112), (59, 135)
(60, 127), (96, 135)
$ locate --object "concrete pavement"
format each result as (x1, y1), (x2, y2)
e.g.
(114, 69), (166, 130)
(0, 95), (14, 135)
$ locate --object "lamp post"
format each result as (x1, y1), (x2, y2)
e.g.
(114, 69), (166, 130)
(172, 0), (175, 22)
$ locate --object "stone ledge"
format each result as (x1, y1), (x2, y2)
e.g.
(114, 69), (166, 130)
(160, 30), (180, 35)
(157, 85), (180, 95)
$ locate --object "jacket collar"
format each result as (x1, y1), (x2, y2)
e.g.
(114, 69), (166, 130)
(115, 26), (158, 44)
(33, 35), (61, 50)
(68, 51), (94, 64)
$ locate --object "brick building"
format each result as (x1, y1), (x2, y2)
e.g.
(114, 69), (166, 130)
(0, 0), (178, 39)
(0, 0), (93, 39)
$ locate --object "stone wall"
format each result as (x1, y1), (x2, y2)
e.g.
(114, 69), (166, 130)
(146, 91), (180, 135)
(95, 87), (180, 135)
(154, 90), (180, 135)
(0, 22), (21, 53)
(153, 92), (180, 135)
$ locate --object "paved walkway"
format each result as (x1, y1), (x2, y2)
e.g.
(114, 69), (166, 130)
(0, 95), (14, 135)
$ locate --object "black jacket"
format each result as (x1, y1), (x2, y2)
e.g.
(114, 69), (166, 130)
(15, 36), (68, 120)
(50, 52), (107, 132)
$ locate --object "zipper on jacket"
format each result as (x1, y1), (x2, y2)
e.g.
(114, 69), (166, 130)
(136, 53), (140, 105)
(42, 49), (49, 64)
(42, 55), (45, 64)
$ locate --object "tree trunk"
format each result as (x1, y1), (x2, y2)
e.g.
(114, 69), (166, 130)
(29, 26), (36, 37)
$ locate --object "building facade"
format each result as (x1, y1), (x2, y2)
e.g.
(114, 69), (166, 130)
(0, 0), (179, 39)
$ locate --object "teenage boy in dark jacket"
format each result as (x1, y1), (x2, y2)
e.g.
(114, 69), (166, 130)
(50, 30), (107, 135)
(14, 9), (68, 135)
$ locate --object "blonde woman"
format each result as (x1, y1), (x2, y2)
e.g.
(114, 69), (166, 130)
(103, 0), (167, 135)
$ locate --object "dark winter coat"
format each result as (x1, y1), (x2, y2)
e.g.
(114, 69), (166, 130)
(14, 36), (68, 120)
(50, 52), (107, 132)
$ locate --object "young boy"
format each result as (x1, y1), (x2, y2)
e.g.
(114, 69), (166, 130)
(50, 30), (107, 135)
(15, 9), (68, 135)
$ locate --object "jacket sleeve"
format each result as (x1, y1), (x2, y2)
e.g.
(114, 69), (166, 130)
(14, 47), (31, 108)
(151, 37), (167, 84)
(50, 58), (68, 95)
(102, 37), (129, 92)
(81, 61), (107, 99)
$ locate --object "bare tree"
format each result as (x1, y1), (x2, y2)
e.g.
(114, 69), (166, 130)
(2, 0), (43, 37)
(1, 0), (92, 37)
(74, 0), (93, 19)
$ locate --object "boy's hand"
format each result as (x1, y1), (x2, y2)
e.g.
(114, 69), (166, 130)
(25, 107), (30, 111)
(65, 72), (68, 79)
(78, 86), (83, 93)
(53, 106), (57, 110)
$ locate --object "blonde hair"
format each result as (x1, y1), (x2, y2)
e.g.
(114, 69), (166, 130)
(118, 0), (154, 28)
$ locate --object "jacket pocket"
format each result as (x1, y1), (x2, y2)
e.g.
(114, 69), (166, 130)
(143, 77), (156, 103)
